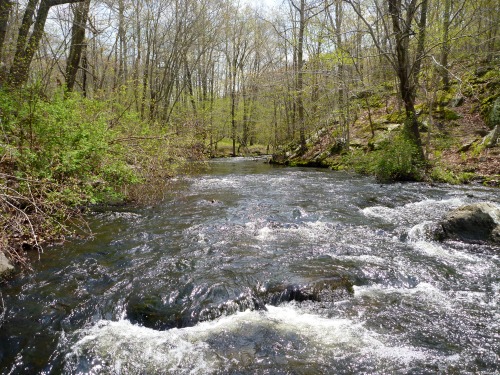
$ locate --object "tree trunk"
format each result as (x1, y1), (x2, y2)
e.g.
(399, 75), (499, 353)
(0, 0), (12, 59)
(335, 0), (344, 107)
(184, 58), (196, 115)
(387, 0), (423, 157)
(141, 30), (151, 119)
(0, 0), (12, 83)
(65, 0), (91, 92)
(231, 64), (237, 156)
(440, 0), (451, 90)
(241, 69), (249, 148)
(297, 0), (306, 153)
(10, 0), (51, 86)
(10, 0), (84, 87)
(118, 0), (127, 85)
(413, 0), (428, 87)
(10, 0), (39, 84)
(132, 1), (141, 111)
(81, 44), (88, 96)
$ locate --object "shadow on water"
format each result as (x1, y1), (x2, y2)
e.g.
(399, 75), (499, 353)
(0, 157), (499, 374)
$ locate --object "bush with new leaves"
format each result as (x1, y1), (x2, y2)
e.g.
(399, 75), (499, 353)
(373, 134), (424, 182)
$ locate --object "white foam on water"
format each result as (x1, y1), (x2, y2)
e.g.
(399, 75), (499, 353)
(264, 304), (379, 348)
(282, 220), (342, 242)
(362, 205), (397, 222)
(411, 240), (480, 262)
(407, 221), (487, 264)
(256, 225), (274, 241)
(354, 282), (451, 307)
(245, 220), (334, 243)
(453, 290), (492, 306)
(252, 305), (437, 365)
(366, 345), (428, 365)
(66, 304), (438, 373)
(263, 304), (430, 365)
(291, 221), (329, 241)
(334, 254), (387, 265)
(66, 319), (218, 375)
(361, 198), (465, 224)
(192, 177), (240, 190)
(243, 220), (274, 241)
(407, 221), (436, 242)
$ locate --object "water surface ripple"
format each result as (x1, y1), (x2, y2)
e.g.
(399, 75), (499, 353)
(0, 158), (499, 374)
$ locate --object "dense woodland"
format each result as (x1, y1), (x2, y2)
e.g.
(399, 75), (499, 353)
(0, 0), (499, 267)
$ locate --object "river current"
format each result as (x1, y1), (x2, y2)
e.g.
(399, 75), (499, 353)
(0, 158), (499, 374)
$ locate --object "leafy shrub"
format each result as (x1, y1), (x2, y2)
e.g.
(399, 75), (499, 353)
(373, 135), (424, 182)
(0, 87), (137, 205)
(337, 149), (374, 174)
(1, 86), (205, 266)
(385, 110), (406, 123)
(430, 166), (475, 184)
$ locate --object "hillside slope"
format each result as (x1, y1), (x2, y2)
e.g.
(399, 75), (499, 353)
(272, 65), (500, 186)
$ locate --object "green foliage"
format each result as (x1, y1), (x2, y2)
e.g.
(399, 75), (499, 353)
(435, 90), (454, 106)
(372, 135), (424, 182)
(340, 148), (376, 175)
(479, 95), (498, 124)
(429, 164), (476, 185)
(385, 110), (406, 124)
(0, 87), (138, 205)
(0, 85), (206, 261)
(436, 107), (461, 121)
(482, 68), (500, 83)
(316, 51), (354, 67)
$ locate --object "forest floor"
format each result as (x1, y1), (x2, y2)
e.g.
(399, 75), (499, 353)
(435, 100), (500, 179)
(377, 97), (498, 184)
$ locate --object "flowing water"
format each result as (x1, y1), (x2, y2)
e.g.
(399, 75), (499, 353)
(0, 158), (499, 374)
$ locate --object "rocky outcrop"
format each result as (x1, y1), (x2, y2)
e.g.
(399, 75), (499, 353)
(437, 202), (500, 244)
(0, 252), (14, 277)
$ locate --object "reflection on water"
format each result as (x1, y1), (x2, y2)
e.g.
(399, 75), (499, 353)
(0, 157), (499, 374)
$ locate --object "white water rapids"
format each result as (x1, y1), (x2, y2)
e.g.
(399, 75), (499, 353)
(0, 158), (498, 374)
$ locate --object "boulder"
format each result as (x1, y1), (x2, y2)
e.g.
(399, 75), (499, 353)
(437, 202), (500, 244)
(0, 252), (14, 277)
(450, 96), (465, 108)
(458, 139), (476, 152)
(481, 125), (500, 148)
(475, 66), (493, 77)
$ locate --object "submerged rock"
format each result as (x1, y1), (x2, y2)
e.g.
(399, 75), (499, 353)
(436, 202), (500, 245)
(263, 278), (354, 306)
(126, 277), (354, 330)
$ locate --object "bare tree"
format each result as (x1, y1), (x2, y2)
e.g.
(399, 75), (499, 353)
(0, 0), (12, 59)
(345, 0), (425, 157)
(65, 0), (91, 91)
(288, 0), (324, 152)
(9, 0), (85, 86)
(223, 4), (250, 156)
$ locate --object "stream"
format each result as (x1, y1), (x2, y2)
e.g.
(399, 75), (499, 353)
(0, 157), (499, 374)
